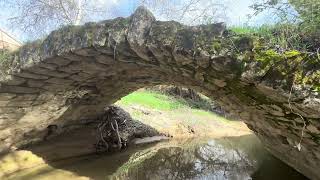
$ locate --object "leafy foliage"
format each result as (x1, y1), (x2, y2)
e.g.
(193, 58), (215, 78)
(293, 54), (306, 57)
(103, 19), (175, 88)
(289, 0), (320, 33)
(0, 49), (12, 77)
(249, 0), (320, 51)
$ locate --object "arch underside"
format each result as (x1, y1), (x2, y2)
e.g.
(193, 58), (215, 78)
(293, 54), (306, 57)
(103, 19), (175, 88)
(0, 7), (319, 179)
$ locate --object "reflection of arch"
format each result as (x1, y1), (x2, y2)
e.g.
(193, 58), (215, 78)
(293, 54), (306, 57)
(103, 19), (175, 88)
(0, 6), (319, 179)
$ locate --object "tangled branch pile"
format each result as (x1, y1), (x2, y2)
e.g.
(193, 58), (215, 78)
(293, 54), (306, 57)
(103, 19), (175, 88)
(94, 105), (160, 153)
(95, 106), (129, 152)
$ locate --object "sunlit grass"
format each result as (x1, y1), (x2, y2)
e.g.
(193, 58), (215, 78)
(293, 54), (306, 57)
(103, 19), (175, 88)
(229, 25), (275, 35)
(117, 90), (233, 124)
(229, 26), (258, 34)
(117, 91), (188, 111)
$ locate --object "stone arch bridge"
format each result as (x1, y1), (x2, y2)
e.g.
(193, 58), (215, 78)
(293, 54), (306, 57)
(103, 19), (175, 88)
(0, 7), (319, 179)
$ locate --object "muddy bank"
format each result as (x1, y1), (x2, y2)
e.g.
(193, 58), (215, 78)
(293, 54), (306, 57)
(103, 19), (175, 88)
(119, 104), (251, 139)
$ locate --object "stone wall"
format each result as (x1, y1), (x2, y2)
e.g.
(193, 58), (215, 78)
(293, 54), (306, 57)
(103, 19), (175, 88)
(0, 7), (319, 179)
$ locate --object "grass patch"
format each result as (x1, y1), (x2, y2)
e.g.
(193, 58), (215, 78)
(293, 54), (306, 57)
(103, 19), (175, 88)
(117, 90), (234, 124)
(229, 26), (259, 35)
(229, 25), (273, 35)
(229, 24), (316, 51)
(117, 91), (188, 111)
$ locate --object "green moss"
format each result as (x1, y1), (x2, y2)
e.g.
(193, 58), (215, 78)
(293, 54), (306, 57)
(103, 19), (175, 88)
(211, 40), (222, 53)
(301, 70), (320, 92)
(284, 50), (301, 58)
(229, 31), (318, 93)
(255, 49), (281, 65)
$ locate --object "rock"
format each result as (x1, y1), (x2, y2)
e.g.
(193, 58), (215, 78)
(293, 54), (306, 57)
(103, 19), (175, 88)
(15, 72), (49, 80)
(127, 6), (156, 61)
(307, 124), (320, 134)
(213, 79), (227, 88)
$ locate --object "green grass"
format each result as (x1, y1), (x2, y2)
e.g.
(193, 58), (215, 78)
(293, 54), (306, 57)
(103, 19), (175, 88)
(229, 24), (313, 51)
(117, 90), (234, 123)
(229, 25), (273, 35)
(229, 26), (259, 34)
(117, 91), (188, 111)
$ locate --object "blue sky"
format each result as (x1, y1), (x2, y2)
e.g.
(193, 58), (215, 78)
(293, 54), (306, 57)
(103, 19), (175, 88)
(0, 0), (275, 42)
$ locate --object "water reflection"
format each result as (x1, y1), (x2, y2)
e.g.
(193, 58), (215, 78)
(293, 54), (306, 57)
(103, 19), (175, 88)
(109, 135), (307, 180)
(4, 135), (308, 180)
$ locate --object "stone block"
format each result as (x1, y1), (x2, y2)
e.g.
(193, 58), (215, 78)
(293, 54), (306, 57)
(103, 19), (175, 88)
(0, 85), (40, 94)
(3, 76), (26, 86)
(16, 72), (49, 80)
(38, 63), (58, 70)
(27, 80), (45, 88)
(30, 67), (70, 78)
(46, 78), (74, 85)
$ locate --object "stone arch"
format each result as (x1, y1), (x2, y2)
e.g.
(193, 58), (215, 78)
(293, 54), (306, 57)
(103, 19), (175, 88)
(0, 7), (319, 179)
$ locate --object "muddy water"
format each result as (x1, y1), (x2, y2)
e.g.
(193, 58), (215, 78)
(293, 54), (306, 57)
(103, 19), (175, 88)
(3, 135), (308, 180)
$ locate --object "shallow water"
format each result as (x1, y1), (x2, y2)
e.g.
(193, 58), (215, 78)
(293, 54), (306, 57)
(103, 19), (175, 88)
(3, 135), (308, 180)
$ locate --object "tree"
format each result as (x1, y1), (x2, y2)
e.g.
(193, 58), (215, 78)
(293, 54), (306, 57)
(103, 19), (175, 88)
(0, 0), (116, 38)
(250, 0), (320, 33)
(139, 0), (229, 25)
(1, 0), (229, 40)
(289, 0), (320, 33)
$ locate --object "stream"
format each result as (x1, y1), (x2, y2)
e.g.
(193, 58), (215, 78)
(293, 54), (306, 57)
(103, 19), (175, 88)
(3, 135), (308, 180)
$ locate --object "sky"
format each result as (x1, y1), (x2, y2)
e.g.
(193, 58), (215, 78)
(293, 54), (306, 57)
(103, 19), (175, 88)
(0, 0), (276, 42)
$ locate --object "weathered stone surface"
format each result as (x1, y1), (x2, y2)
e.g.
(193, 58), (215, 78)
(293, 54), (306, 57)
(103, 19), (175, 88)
(0, 93), (16, 100)
(2, 76), (26, 86)
(0, 85), (40, 94)
(30, 66), (70, 78)
(46, 78), (73, 85)
(0, 6), (319, 180)
(38, 63), (58, 70)
(48, 57), (71, 66)
(213, 79), (227, 88)
(127, 6), (156, 62)
(15, 72), (49, 80)
(27, 79), (45, 88)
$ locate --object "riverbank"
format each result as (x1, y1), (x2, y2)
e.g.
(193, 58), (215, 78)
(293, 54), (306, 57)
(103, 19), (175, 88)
(116, 90), (251, 139)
